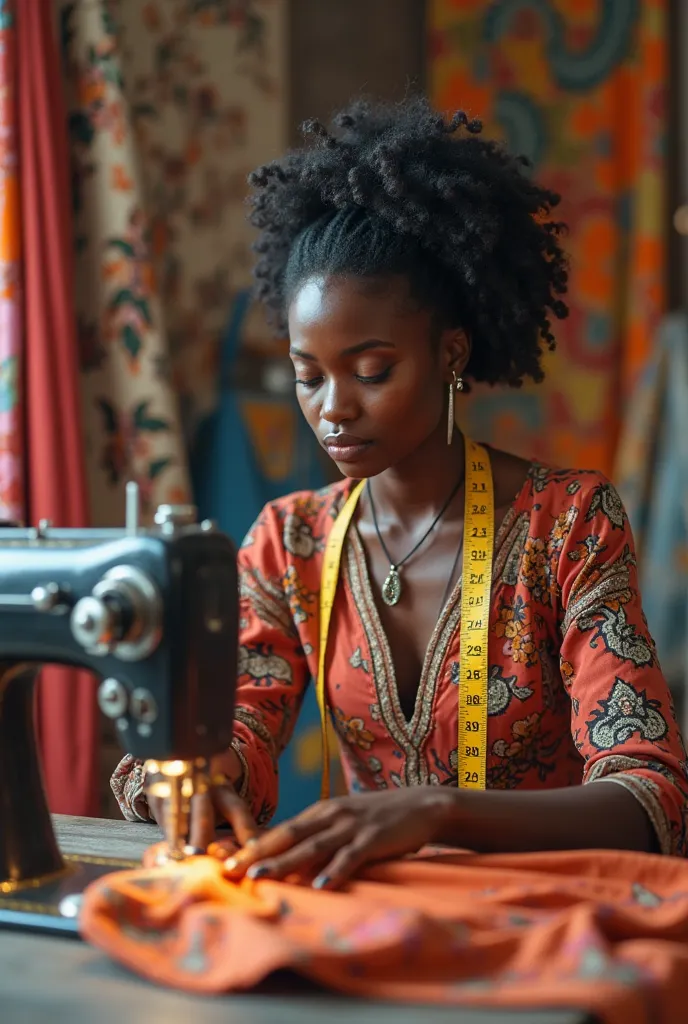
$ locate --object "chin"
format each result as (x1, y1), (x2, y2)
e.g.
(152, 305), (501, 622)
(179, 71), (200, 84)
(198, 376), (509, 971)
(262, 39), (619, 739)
(329, 449), (386, 478)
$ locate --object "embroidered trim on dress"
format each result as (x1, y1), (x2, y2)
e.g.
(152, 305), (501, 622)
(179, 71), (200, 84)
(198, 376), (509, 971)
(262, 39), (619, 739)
(110, 758), (153, 824)
(494, 512), (531, 585)
(344, 533), (424, 781)
(234, 706), (277, 760)
(230, 739), (251, 800)
(343, 484), (532, 787)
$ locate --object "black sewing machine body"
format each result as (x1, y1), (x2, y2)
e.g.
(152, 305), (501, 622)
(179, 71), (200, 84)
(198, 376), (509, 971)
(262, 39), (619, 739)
(0, 525), (236, 760)
(0, 501), (238, 933)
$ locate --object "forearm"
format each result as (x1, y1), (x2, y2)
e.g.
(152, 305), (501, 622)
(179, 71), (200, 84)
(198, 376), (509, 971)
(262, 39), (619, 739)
(433, 781), (659, 854)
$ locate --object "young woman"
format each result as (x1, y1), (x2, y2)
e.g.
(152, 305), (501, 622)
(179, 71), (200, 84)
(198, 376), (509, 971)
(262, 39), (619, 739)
(112, 97), (688, 889)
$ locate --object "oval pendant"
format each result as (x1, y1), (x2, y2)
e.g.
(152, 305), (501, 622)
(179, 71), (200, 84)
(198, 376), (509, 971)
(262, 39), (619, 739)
(381, 566), (402, 606)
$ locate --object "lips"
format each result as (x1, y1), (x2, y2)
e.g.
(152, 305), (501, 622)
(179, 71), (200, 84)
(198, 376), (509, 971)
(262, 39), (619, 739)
(323, 433), (373, 464)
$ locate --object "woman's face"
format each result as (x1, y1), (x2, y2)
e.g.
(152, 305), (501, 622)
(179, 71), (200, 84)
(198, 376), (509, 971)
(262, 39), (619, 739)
(288, 274), (467, 478)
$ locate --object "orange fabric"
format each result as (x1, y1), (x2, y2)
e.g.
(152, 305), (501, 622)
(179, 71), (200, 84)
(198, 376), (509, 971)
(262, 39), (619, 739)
(81, 845), (688, 1021)
(16, 0), (97, 815)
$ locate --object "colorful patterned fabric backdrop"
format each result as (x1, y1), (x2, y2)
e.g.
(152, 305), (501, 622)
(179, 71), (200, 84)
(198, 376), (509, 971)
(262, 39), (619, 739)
(59, 0), (286, 525)
(60, 0), (190, 524)
(429, 0), (666, 477)
(113, 0), (286, 439)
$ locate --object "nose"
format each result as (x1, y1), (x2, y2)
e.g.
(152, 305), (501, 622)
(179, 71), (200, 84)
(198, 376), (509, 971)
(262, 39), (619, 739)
(320, 377), (358, 425)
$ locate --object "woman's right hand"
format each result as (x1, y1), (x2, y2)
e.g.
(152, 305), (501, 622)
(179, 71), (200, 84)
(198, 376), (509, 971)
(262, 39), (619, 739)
(147, 750), (258, 851)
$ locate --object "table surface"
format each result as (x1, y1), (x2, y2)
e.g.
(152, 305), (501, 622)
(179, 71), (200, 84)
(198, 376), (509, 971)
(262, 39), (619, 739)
(0, 815), (596, 1024)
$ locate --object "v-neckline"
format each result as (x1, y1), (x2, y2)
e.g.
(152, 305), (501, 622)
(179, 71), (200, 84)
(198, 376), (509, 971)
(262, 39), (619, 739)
(342, 464), (537, 758)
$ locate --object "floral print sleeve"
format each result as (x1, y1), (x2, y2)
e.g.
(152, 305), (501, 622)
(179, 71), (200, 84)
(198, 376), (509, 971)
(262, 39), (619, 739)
(231, 501), (312, 827)
(557, 476), (688, 855)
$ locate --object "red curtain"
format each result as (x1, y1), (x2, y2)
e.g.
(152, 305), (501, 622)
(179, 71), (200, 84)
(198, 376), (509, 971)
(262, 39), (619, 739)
(17, 0), (98, 816)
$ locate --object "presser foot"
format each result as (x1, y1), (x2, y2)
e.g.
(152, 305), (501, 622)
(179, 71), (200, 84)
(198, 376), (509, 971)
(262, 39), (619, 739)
(144, 757), (210, 864)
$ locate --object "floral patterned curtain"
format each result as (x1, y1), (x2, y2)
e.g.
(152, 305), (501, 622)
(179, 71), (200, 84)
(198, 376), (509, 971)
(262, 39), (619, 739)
(60, 0), (286, 528)
(60, 0), (190, 525)
(429, 0), (666, 477)
(113, 0), (286, 438)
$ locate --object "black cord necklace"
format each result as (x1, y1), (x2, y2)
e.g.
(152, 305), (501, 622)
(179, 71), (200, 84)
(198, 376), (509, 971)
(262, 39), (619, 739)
(367, 474), (465, 606)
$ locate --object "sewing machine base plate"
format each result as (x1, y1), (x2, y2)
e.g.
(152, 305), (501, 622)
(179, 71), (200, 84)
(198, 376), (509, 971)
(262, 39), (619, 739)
(0, 853), (138, 937)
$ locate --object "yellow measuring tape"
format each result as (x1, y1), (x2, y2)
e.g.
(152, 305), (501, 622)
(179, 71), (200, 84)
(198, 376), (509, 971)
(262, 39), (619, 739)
(316, 436), (494, 798)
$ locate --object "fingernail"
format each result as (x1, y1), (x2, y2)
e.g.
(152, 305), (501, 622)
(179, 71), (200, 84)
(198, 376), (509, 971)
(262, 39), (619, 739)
(247, 864), (270, 880)
(312, 875), (330, 890)
(223, 856), (240, 871)
(245, 836), (259, 847)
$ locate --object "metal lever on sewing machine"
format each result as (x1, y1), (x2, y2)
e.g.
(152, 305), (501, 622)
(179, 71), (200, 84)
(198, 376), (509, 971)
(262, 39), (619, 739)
(0, 582), (67, 613)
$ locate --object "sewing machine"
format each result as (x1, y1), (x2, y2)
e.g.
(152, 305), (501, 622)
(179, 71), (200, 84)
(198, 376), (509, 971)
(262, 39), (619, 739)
(0, 484), (238, 933)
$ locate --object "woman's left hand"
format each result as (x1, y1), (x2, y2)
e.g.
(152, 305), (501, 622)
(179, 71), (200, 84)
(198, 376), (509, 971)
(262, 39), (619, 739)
(224, 787), (452, 890)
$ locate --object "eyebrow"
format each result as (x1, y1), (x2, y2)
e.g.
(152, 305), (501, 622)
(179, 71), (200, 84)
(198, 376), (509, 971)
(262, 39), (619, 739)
(289, 339), (395, 361)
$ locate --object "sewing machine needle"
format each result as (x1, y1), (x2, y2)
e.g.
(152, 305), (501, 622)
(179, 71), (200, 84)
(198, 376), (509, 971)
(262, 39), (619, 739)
(126, 482), (139, 536)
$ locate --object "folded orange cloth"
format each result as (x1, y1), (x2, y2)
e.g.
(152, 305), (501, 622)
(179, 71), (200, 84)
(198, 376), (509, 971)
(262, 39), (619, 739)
(80, 846), (688, 1024)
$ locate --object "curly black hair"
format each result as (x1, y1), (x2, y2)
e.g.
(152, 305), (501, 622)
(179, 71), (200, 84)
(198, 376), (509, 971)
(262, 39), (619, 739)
(247, 96), (568, 388)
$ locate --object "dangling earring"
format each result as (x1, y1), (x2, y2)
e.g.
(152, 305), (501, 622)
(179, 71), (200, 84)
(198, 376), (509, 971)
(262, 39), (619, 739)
(447, 371), (464, 445)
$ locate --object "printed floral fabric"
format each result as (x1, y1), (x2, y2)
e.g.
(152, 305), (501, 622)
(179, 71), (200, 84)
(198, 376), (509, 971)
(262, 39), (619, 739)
(429, 1), (666, 478)
(106, 0), (286, 439)
(59, 0), (286, 524)
(60, 0), (190, 524)
(81, 846), (688, 1021)
(113, 464), (688, 855)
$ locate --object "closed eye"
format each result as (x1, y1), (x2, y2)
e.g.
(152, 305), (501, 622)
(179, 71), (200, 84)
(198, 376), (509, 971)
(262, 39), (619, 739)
(355, 367), (392, 384)
(295, 367), (392, 389)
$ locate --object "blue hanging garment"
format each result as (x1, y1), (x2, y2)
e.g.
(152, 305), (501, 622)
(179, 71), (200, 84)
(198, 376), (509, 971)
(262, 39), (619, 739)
(615, 313), (688, 722)
(190, 291), (329, 822)
(191, 290), (326, 543)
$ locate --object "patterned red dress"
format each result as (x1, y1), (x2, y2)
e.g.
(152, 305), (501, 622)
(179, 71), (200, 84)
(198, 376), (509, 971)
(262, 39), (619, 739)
(112, 464), (688, 856)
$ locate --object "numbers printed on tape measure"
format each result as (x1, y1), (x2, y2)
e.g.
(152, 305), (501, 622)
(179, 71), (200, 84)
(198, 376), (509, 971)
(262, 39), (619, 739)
(458, 439), (494, 791)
